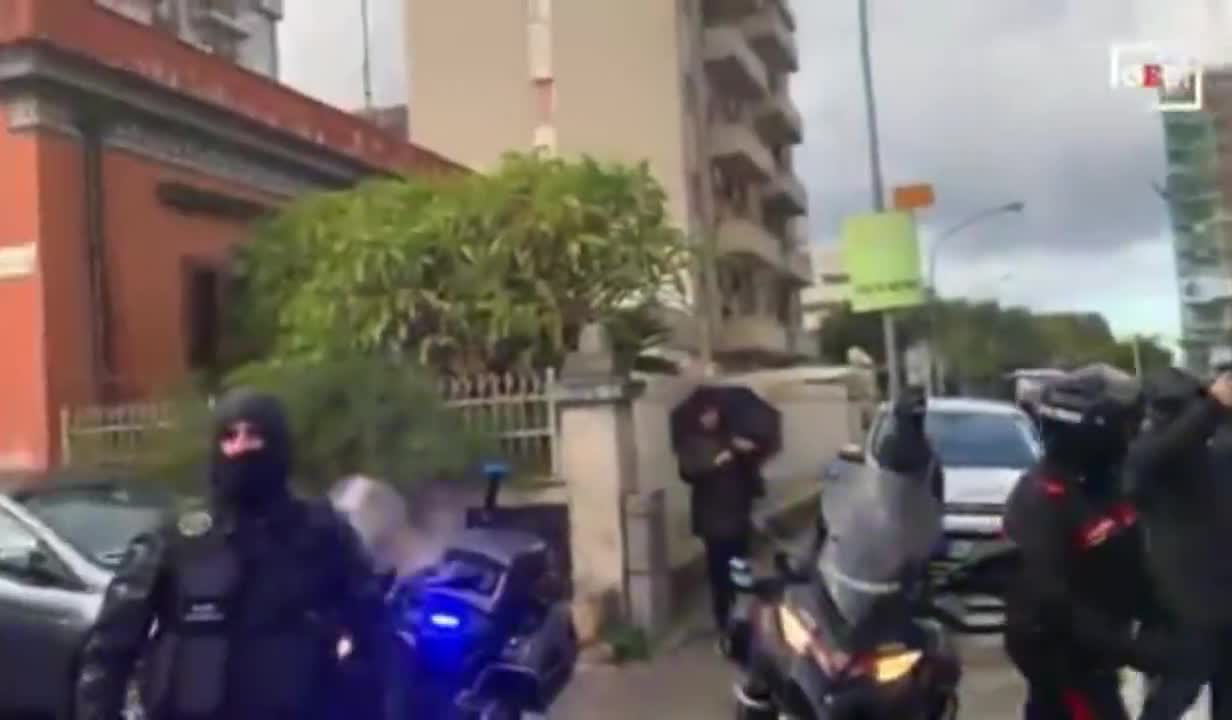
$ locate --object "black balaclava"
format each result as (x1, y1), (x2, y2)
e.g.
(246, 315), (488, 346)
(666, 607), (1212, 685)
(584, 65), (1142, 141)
(209, 388), (292, 513)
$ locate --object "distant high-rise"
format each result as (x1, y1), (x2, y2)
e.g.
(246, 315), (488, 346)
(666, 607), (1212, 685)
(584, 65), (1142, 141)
(404, 0), (812, 367)
(95, 0), (283, 78)
(1163, 68), (1232, 371)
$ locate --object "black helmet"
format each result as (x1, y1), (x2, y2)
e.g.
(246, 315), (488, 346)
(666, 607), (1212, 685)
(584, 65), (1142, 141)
(1143, 366), (1204, 426)
(1037, 365), (1141, 470)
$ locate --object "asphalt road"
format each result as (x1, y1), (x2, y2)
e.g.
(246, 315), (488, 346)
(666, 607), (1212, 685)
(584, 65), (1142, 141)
(556, 633), (1211, 719)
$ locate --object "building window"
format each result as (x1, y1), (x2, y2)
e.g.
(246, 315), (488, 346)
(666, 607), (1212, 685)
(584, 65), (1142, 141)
(184, 262), (221, 371)
(719, 263), (757, 316)
(527, 0), (551, 21)
(777, 284), (794, 323)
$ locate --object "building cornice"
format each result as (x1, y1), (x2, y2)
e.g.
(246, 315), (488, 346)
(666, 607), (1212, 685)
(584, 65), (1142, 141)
(0, 41), (379, 193)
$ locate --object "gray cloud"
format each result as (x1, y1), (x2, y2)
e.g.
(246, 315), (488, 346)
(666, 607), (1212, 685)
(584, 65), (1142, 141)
(278, 0), (406, 110)
(278, 0), (1230, 340)
(792, 0), (1178, 257)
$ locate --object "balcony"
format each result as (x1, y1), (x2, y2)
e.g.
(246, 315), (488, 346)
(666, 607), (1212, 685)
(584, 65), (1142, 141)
(716, 315), (790, 356)
(754, 86), (803, 144)
(784, 248), (812, 285)
(703, 27), (768, 100)
(702, 0), (762, 23)
(743, 4), (798, 73)
(716, 217), (782, 268)
(1180, 275), (1232, 305)
(710, 122), (775, 181)
(763, 169), (808, 215)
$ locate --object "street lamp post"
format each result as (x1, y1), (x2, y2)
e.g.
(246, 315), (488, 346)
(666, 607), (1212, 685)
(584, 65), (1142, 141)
(925, 201), (1025, 395)
(856, 0), (901, 397)
(360, 0), (373, 110)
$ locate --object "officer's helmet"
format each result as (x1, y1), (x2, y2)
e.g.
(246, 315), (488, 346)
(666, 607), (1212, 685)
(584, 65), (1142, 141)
(1037, 365), (1142, 465)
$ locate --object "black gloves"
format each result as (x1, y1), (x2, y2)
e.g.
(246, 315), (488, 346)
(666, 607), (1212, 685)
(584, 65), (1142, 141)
(1128, 625), (1214, 675)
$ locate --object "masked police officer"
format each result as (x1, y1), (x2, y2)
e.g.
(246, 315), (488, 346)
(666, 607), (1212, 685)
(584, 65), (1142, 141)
(75, 389), (393, 720)
(1003, 366), (1188, 719)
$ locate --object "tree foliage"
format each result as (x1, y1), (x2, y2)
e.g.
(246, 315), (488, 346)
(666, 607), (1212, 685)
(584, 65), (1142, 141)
(135, 357), (493, 496)
(818, 299), (1174, 388)
(225, 152), (690, 374)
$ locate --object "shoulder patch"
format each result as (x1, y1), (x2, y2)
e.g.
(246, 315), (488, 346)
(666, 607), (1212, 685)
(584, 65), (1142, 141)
(177, 510), (214, 537)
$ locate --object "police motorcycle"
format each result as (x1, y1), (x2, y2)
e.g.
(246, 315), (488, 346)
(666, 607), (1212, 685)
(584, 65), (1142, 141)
(391, 462), (578, 719)
(727, 459), (1017, 720)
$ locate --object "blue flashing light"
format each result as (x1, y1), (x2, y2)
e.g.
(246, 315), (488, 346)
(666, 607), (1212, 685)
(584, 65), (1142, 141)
(429, 612), (462, 629)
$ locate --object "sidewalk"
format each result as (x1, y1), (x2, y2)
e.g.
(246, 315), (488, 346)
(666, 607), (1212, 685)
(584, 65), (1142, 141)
(554, 610), (737, 720)
(555, 625), (1027, 718)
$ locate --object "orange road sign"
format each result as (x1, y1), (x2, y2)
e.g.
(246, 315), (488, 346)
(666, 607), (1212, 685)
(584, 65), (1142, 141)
(893, 184), (935, 211)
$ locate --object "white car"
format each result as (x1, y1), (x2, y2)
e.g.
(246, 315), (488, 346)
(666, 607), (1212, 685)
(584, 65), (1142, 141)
(847, 397), (1042, 560)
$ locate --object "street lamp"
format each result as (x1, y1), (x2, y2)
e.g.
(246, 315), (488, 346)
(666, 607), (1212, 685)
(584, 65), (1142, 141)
(926, 202), (1026, 293)
(925, 201), (1025, 395)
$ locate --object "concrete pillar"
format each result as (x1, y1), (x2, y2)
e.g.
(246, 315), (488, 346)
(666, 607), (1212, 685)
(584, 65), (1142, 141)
(624, 488), (670, 633)
(556, 324), (644, 620)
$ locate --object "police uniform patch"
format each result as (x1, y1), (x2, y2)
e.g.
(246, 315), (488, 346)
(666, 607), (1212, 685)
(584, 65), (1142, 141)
(177, 510), (213, 537)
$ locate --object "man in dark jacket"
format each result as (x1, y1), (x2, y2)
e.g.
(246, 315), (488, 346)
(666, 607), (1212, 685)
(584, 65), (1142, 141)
(75, 389), (393, 720)
(1003, 366), (1192, 719)
(677, 403), (763, 643)
(875, 386), (945, 502)
(1127, 367), (1232, 719)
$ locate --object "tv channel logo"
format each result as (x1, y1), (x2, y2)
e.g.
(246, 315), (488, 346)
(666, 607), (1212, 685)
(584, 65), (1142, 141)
(1110, 43), (1203, 112)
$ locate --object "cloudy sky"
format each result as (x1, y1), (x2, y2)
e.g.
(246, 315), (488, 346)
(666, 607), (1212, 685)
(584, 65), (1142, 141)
(280, 1), (1232, 345)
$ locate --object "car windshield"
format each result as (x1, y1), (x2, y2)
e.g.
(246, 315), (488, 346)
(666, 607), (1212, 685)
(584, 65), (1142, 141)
(927, 410), (1040, 469)
(873, 407), (1040, 470)
(19, 487), (171, 569)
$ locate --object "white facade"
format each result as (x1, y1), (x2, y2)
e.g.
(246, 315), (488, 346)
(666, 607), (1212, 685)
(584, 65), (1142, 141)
(800, 244), (848, 331)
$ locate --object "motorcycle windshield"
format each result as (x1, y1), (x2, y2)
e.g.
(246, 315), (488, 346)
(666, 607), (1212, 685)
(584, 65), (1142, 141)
(816, 464), (943, 633)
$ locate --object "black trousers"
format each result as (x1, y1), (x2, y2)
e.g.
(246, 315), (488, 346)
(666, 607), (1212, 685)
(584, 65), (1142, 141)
(704, 536), (751, 632)
(1140, 673), (1204, 720)
(1135, 622), (1232, 720)
(1006, 630), (1129, 720)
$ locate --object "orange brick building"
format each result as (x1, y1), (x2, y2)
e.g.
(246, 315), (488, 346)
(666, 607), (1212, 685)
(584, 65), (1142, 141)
(0, 0), (462, 470)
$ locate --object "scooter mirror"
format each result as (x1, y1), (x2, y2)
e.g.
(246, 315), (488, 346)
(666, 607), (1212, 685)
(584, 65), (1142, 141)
(729, 557), (754, 590)
(481, 462), (511, 481)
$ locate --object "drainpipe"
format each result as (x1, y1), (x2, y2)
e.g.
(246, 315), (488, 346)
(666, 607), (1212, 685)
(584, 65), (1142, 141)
(78, 116), (113, 402)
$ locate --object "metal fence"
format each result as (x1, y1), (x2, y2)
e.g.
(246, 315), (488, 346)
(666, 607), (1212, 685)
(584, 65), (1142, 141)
(60, 368), (560, 478)
(59, 402), (176, 468)
(439, 368), (559, 479)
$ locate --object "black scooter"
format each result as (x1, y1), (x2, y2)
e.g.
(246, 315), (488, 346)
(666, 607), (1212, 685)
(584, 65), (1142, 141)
(721, 420), (1024, 720)
(727, 540), (1017, 720)
(392, 462), (578, 719)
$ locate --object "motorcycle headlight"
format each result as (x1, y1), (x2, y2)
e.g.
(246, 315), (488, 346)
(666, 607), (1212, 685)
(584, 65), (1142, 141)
(776, 605), (849, 674)
(869, 649), (922, 683)
(777, 605), (813, 655)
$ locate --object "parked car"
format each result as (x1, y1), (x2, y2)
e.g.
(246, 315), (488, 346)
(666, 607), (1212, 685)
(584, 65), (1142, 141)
(0, 475), (175, 719)
(837, 397), (1041, 561)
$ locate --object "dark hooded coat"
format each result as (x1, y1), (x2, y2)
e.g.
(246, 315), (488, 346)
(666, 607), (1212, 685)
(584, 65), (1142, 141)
(75, 390), (395, 720)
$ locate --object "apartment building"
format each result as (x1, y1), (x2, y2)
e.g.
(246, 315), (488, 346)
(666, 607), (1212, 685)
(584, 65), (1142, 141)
(95, 0), (283, 77)
(1164, 67), (1232, 372)
(800, 244), (848, 335)
(406, 0), (812, 367)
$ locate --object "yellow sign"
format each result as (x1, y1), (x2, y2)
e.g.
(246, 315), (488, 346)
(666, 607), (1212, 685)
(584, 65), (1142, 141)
(840, 211), (924, 313)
